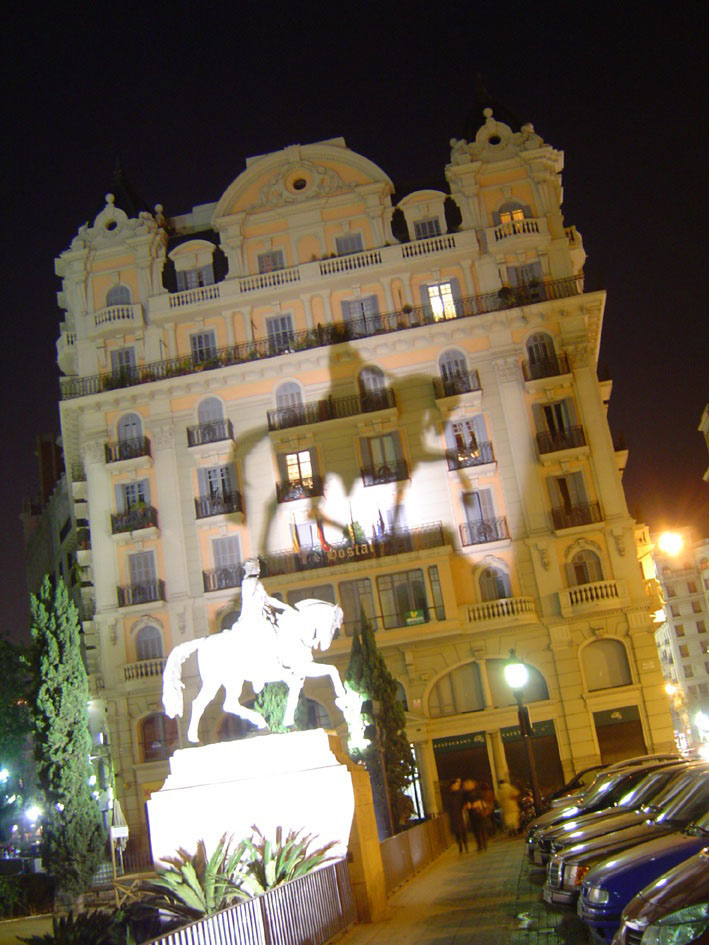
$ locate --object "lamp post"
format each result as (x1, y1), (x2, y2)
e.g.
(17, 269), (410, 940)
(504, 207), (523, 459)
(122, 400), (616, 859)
(504, 650), (542, 817)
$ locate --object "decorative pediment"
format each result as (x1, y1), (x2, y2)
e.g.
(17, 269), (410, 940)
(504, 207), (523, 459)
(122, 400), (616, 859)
(253, 161), (349, 209)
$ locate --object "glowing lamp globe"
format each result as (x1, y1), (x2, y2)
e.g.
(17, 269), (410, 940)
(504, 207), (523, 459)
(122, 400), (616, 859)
(657, 532), (684, 556)
(504, 653), (529, 691)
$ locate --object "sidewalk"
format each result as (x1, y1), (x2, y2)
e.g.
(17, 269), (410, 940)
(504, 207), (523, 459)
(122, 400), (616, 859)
(338, 836), (587, 945)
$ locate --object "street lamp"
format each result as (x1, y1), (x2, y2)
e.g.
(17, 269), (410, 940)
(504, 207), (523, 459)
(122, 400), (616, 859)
(504, 650), (542, 817)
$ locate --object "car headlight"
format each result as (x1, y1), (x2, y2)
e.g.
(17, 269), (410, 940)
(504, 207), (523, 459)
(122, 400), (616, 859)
(585, 885), (609, 905)
(565, 864), (590, 887)
(641, 903), (709, 944)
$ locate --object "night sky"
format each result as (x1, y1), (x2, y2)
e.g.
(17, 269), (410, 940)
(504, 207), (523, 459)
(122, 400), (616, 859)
(2, 5), (705, 639)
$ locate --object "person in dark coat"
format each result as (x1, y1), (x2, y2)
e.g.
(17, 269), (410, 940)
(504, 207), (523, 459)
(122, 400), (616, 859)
(444, 778), (468, 852)
(463, 778), (488, 852)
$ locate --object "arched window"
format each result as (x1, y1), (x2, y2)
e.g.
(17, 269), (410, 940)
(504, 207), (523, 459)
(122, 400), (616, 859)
(297, 698), (331, 730)
(140, 713), (177, 762)
(220, 608), (241, 631)
(275, 382), (303, 408)
(428, 662), (485, 717)
(479, 567), (511, 601)
(496, 201), (528, 226)
(197, 397), (223, 424)
(486, 658), (549, 708)
(582, 639), (632, 691)
(526, 333), (555, 366)
(439, 349), (467, 382)
(569, 550), (604, 586)
(117, 412), (142, 442)
(395, 681), (409, 711)
(135, 625), (162, 661)
(106, 284), (131, 307)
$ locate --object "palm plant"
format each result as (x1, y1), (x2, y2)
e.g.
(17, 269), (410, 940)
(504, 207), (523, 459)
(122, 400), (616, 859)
(235, 826), (338, 896)
(18, 909), (126, 945)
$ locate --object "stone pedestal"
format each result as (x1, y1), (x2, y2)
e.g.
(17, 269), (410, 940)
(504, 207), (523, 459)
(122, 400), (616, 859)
(147, 729), (355, 864)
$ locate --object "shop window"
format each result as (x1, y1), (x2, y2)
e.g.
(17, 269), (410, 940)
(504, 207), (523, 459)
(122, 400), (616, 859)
(377, 569), (428, 629)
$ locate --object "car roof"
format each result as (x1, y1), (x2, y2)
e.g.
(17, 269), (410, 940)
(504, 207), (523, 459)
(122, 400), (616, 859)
(605, 753), (684, 771)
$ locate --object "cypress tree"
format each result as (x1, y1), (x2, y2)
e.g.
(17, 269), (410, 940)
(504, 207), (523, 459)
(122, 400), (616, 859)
(29, 577), (105, 898)
(345, 616), (415, 832)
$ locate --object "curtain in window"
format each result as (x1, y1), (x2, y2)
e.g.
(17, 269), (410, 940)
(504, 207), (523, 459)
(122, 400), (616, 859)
(136, 625), (163, 660)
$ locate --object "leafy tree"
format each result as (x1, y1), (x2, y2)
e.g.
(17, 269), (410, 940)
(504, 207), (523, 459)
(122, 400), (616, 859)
(254, 682), (290, 733)
(0, 637), (32, 839)
(29, 577), (105, 898)
(345, 616), (415, 832)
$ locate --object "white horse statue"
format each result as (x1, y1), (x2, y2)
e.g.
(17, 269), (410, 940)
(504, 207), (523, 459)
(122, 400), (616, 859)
(162, 558), (347, 743)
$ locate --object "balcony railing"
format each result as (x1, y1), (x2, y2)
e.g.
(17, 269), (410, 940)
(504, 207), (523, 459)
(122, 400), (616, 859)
(522, 352), (570, 381)
(536, 425), (586, 454)
(459, 517), (509, 546)
(60, 275), (585, 400)
(111, 505), (158, 534)
(561, 579), (625, 610)
(117, 580), (166, 607)
(186, 418), (234, 447)
(492, 218), (541, 241)
(275, 476), (324, 503)
(260, 522), (448, 578)
(432, 370), (481, 399)
(123, 657), (166, 682)
(194, 491), (243, 519)
(105, 436), (151, 463)
(267, 388), (396, 432)
(203, 566), (243, 592)
(551, 501), (602, 530)
(467, 596), (537, 624)
(361, 460), (409, 487)
(445, 440), (495, 471)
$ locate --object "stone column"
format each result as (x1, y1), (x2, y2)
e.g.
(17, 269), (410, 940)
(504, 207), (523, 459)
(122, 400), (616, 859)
(414, 739), (440, 816)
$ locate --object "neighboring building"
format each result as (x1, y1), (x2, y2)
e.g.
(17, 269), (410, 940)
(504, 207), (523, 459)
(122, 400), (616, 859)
(700, 405), (709, 482)
(653, 529), (709, 725)
(54, 104), (672, 850)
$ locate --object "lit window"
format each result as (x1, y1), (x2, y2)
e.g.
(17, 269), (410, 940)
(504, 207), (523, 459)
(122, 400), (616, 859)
(499, 208), (525, 224)
(286, 450), (313, 484)
(258, 250), (285, 273)
(426, 283), (457, 321)
(679, 645), (689, 658)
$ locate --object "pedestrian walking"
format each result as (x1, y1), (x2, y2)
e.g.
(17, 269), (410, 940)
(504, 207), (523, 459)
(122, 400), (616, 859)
(463, 778), (488, 852)
(444, 777), (469, 852)
(497, 777), (521, 836)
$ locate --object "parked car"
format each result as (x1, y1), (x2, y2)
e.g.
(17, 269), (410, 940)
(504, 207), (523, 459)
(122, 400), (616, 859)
(611, 846), (709, 945)
(543, 769), (709, 907)
(536, 763), (701, 866)
(547, 755), (683, 810)
(547, 764), (608, 805)
(527, 759), (687, 864)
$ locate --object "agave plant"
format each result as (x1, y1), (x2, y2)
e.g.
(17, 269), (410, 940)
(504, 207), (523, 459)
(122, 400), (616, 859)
(18, 909), (126, 945)
(146, 833), (248, 920)
(235, 825), (338, 897)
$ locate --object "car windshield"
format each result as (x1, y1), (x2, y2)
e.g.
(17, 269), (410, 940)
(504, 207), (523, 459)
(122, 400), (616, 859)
(582, 768), (648, 808)
(642, 768), (705, 814)
(653, 777), (709, 827)
(616, 769), (681, 808)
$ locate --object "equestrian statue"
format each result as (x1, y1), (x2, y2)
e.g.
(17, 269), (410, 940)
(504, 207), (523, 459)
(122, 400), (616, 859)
(162, 558), (347, 743)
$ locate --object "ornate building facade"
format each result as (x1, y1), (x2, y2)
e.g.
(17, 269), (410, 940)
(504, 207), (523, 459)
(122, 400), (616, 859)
(54, 107), (672, 847)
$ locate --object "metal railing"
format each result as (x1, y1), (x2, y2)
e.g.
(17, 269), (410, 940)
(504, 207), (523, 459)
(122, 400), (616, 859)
(432, 370), (481, 399)
(459, 517), (509, 546)
(111, 505), (159, 534)
(261, 522), (447, 578)
(203, 566), (243, 592)
(536, 425), (586, 454)
(142, 859), (355, 945)
(551, 501), (602, 530)
(275, 476), (325, 503)
(361, 460), (409, 487)
(445, 440), (494, 470)
(105, 436), (152, 463)
(522, 352), (570, 381)
(117, 580), (166, 607)
(60, 275), (585, 400)
(186, 418), (234, 446)
(268, 388), (396, 432)
(194, 491), (243, 519)
(380, 815), (451, 896)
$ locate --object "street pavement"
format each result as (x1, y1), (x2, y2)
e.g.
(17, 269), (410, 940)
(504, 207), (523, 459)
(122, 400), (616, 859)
(338, 835), (588, 945)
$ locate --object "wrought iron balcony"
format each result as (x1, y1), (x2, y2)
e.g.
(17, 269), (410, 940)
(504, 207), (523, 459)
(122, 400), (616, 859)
(275, 476), (324, 503)
(551, 501), (602, 530)
(361, 460), (409, 487)
(260, 522), (448, 578)
(203, 566), (243, 592)
(536, 425), (586, 454)
(111, 505), (158, 534)
(432, 370), (481, 399)
(459, 517), (509, 546)
(267, 388), (396, 432)
(60, 275), (585, 400)
(117, 580), (166, 607)
(445, 440), (495, 471)
(522, 352), (570, 381)
(105, 436), (151, 463)
(194, 491), (243, 519)
(186, 418), (234, 447)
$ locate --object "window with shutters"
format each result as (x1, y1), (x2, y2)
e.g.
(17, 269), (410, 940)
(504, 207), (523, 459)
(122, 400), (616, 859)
(446, 415), (489, 466)
(190, 330), (217, 364)
(106, 284), (132, 306)
(136, 625), (163, 661)
(342, 296), (381, 335)
(569, 550), (604, 586)
(117, 413), (142, 442)
(335, 233), (363, 256)
(479, 567), (511, 601)
(258, 250), (285, 273)
(360, 432), (406, 485)
(413, 218), (441, 240)
(129, 550), (156, 586)
(116, 479), (150, 512)
(176, 264), (214, 291)
(275, 381), (303, 410)
(199, 464), (236, 498)
(461, 490), (506, 545)
(267, 314), (294, 353)
(211, 535), (241, 589)
(377, 569), (429, 629)
(110, 347), (137, 378)
(276, 449), (319, 501)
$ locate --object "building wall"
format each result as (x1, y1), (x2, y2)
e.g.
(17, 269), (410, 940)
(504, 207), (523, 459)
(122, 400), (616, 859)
(54, 115), (673, 846)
